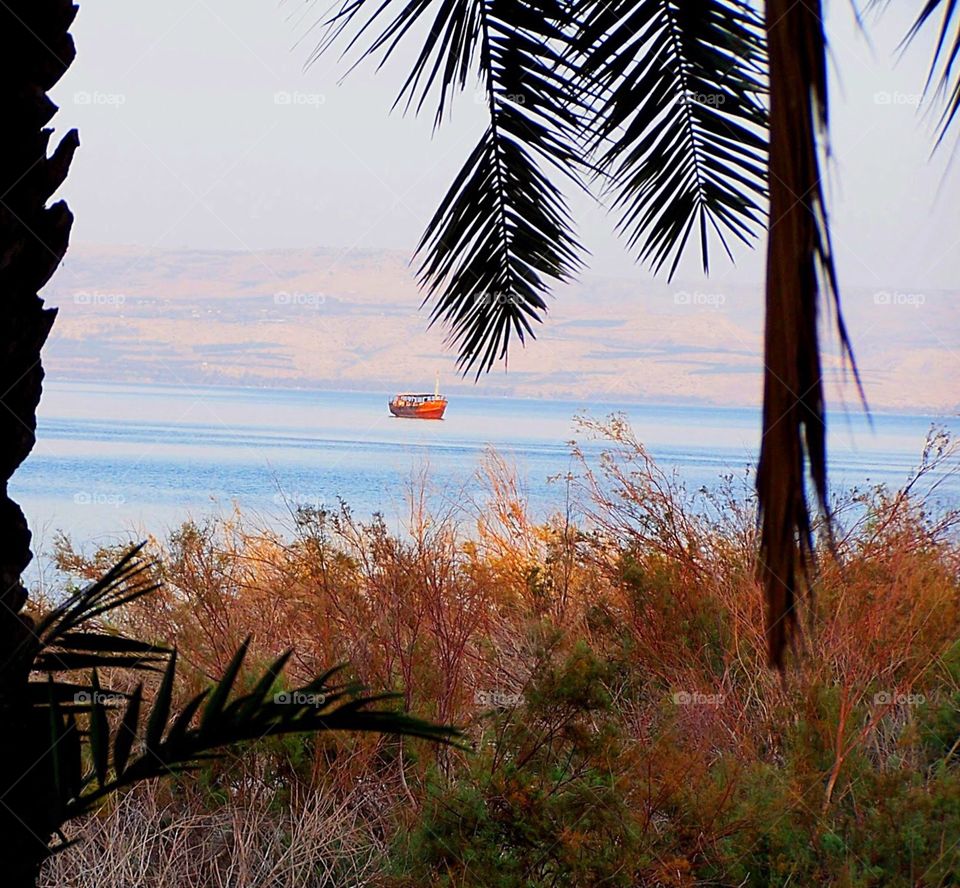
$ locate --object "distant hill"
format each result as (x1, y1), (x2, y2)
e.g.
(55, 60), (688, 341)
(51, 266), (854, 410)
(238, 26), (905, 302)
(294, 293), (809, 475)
(43, 243), (959, 412)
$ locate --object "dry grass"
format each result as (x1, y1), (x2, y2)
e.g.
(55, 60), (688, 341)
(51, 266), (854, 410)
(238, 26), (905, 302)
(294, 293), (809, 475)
(41, 782), (387, 888)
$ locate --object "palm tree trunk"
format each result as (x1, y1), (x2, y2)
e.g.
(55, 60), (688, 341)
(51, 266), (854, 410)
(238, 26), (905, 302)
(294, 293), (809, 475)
(0, 0), (79, 882)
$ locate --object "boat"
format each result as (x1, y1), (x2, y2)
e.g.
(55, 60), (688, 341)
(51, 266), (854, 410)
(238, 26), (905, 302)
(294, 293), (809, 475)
(389, 374), (447, 420)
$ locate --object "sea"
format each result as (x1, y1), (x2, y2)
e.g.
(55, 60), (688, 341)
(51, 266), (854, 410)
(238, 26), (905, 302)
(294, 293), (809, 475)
(12, 382), (959, 561)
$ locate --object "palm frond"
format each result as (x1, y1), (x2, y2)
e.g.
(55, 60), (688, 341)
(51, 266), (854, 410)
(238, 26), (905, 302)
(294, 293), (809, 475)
(34, 545), (159, 643)
(575, 0), (767, 278)
(312, 0), (483, 126)
(756, 0), (861, 670)
(314, 0), (586, 376)
(39, 640), (460, 823)
(28, 550), (458, 835)
(29, 545), (169, 676)
(906, 0), (960, 143)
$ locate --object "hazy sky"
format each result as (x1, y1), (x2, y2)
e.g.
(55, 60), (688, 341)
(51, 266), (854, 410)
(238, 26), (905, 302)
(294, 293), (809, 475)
(51, 0), (959, 292)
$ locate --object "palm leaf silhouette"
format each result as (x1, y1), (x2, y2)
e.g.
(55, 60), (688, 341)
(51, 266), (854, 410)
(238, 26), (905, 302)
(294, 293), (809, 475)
(317, 0), (587, 375)
(575, 0), (767, 277)
(26, 547), (459, 863)
(906, 0), (960, 144)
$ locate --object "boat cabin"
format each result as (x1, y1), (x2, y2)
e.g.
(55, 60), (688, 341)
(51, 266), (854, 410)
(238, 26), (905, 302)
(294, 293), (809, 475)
(391, 393), (442, 406)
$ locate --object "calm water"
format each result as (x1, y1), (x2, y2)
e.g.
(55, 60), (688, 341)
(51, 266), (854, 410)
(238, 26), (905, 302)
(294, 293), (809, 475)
(12, 382), (959, 551)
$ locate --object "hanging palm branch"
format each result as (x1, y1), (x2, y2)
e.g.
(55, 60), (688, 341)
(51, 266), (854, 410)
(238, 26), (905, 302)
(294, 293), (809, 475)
(311, 0), (818, 671)
(316, 0), (588, 376)
(756, 0), (865, 669)
(575, 0), (768, 278)
(416, 0), (589, 374)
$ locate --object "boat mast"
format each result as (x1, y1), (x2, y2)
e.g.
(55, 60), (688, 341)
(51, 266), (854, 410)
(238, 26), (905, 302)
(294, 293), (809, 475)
(434, 370), (440, 399)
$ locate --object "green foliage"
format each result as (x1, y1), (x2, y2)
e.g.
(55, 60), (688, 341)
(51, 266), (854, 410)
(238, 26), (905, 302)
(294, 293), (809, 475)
(387, 626), (960, 887)
(388, 640), (642, 887)
(661, 745), (956, 887)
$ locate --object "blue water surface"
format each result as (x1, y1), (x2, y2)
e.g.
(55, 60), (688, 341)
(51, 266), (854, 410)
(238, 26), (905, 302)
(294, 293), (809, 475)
(13, 382), (958, 554)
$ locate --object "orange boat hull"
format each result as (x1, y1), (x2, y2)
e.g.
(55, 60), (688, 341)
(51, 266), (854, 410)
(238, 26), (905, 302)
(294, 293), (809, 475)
(389, 399), (447, 420)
